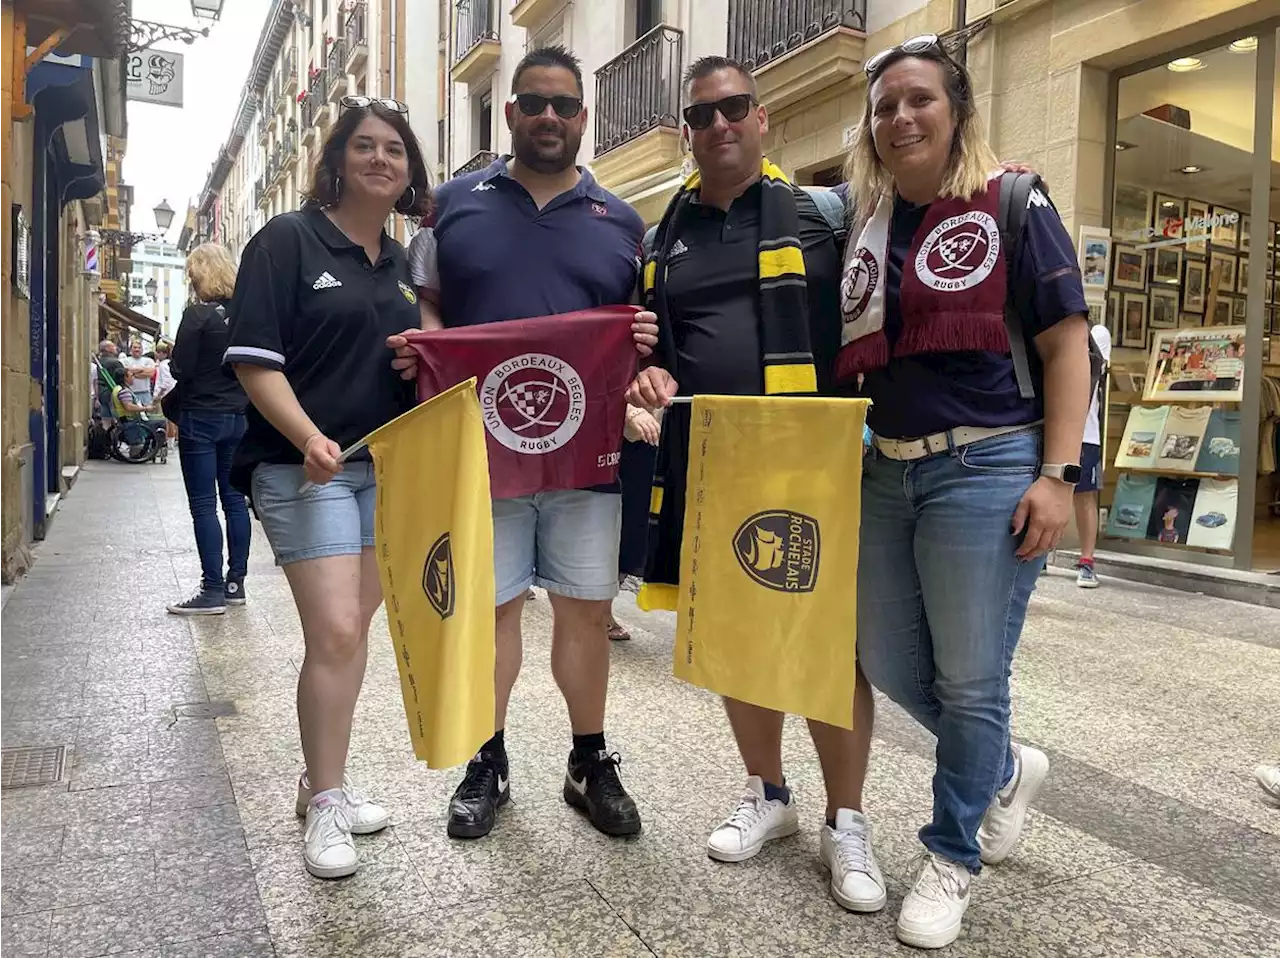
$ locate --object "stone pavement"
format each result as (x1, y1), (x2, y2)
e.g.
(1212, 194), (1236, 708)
(2, 458), (1278, 958)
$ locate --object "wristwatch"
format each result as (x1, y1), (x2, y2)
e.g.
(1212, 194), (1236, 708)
(1040, 463), (1082, 484)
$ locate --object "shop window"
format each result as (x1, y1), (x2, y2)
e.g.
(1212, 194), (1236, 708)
(1103, 31), (1278, 572)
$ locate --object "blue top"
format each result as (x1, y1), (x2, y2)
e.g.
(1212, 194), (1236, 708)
(836, 185), (1087, 439)
(421, 157), (644, 327)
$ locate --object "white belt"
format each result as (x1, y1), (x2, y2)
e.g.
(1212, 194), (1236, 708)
(872, 422), (1042, 461)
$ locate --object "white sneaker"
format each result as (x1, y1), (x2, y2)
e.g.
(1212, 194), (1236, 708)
(295, 771), (391, 834)
(977, 743), (1049, 865)
(896, 852), (972, 949)
(1255, 765), (1280, 805)
(303, 797), (358, 879)
(819, 808), (887, 912)
(706, 775), (799, 863)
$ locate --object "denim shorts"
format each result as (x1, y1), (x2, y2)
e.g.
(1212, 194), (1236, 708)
(251, 460), (376, 566)
(493, 489), (621, 606)
(1077, 442), (1102, 493)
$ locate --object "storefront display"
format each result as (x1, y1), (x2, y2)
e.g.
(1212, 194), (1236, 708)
(1186, 478), (1240, 549)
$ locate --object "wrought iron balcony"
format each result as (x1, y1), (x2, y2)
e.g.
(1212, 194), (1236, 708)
(344, 1), (368, 70)
(454, 0), (498, 64)
(727, 0), (867, 71)
(280, 48), (297, 98)
(594, 25), (683, 158)
(327, 37), (347, 98)
(453, 149), (497, 178)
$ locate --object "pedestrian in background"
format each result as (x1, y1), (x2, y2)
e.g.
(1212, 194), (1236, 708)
(153, 341), (178, 446)
(166, 244), (251, 617)
(1074, 321), (1112, 588)
(841, 35), (1090, 948)
(225, 97), (430, 879)
(124, 340), (155, 407)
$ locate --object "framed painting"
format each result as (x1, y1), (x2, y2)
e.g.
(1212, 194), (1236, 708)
(1148, 287), (1179, 329)
(1182, 258), (1207, 313)
(1078, 226), (1111, 294)
(1211, 297), (1233, 326)
(1144, 326), (1246, 403)
(1152, 246), (1182, 285)
(1210, 251), (1237, 294)
(1108, 289), (1122, 340)
(1112, 244), (1148, 291)
(1185, 199), (1210, 254)
(1121, 292), (1148, 347)
(1238, 256), (1250, 294)
(1179, 312), (1204, 328)
(1210, 206), (1240, 248)
(1153, 193), (1185, 240)
(1113, 184), (1152, 242)
(1232, 295), (1248, 322)
(1241, 215), (1252, 253)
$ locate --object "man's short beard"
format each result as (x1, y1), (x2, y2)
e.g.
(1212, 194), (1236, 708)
(513, 132), (580, 174)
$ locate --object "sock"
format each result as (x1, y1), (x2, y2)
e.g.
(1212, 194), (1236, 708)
(309, 787), (344, 811)
(479, 730), (506, 765)
(762, 779), (790, 804)
(1079, 557), (1094, 567)
(572, 732), (606, 759)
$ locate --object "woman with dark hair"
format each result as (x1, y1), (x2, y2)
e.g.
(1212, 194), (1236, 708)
(224, 98), (431, 879)
(840, 37), (1089, 948)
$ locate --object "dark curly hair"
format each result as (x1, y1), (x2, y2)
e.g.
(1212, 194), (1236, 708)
(304, 102), (431, 217)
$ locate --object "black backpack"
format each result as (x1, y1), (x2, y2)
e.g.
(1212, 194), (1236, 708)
(997, 171), (1108, 405)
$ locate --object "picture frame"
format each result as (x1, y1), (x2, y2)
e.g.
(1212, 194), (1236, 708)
(1144, 326), (1247, 403)
(1108, 289), (1122, 341)
(1241, 215), (1251, 253)
(1238, 256), (1250, 294)
(1210, 206), (1240, 248)
(1121, 292), (1148, 347)
(1153, 194), (1185, 240)
(1152, 246), (1182, 285)
(1262, 337), (1272, 364)
(1232, 295), (1248, 322)
(1179, 312), (1204, 328)
(1210, 250), (1237, 294)
(1077, 226), (1112, 294)
(1113, 184), (1152, 241)
(1148, 287), (1179, 329)
(1087, 300), (1105, 328)
(1112, 243), (1148, 291)
(1268, 247), (1275, 274)
(1211, 297), (1233, 326)
(1185, 199), (1210, 254)
(1267, 306), (1276, 334)
(1182, 258), (1207, 313)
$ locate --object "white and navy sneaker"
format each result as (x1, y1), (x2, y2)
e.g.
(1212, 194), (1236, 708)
(1076, 563), (1100, 588)
(1255, 764), (1280, 805)
(224, 577), (246, 606)
(706, 775), (799, 863)
(295, 771), (390, 834)
(978, 743), (1049, 865)
(166, 588), (226, 616)
(303, 793), (358, 879)
(897, 852), (972, 949)
(819, 808), (887, 912)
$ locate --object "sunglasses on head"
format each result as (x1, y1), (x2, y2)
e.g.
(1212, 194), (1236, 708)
(681, 93), (757, 131)
(340, 95), (409, 114)
(509, 92), (583, 119)
(864, 34), (957, 79)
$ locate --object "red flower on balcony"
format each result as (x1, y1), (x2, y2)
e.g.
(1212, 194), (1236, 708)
(308, 65), (320, 80)
(296, 91), (308, 104)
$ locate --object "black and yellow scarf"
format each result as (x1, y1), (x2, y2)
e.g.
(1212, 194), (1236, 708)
(638, 159), (817, 612)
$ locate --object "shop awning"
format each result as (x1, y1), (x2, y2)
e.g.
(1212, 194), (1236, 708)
(99, 299), (161, 341)
(17, 1), (131, 58)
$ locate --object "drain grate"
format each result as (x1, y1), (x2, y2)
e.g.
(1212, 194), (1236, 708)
(1, 746), (66, 790)
(172, 701), (238, 720)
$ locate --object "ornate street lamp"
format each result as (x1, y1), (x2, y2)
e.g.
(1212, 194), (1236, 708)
(145, 278), (158, 301)
(153, 200), (175, 233)
(190, 0), (227, 20)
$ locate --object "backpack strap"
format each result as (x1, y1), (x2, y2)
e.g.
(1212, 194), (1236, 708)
(642, 224), (658, 263)
(997, 171), (1040, 400)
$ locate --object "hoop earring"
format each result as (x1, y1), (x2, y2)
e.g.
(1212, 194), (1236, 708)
(333, 175), (343, 203)
(398, 185), (417, 211)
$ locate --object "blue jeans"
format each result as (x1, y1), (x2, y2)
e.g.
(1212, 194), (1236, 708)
(857, 429), (1045, 872)
(178, 410), (250, 590)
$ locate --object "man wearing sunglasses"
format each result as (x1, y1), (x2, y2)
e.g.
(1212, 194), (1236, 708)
(626, 55), (888, 916)
(396, 46), (659, 844)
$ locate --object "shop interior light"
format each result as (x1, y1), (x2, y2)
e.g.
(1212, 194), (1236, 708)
(1114, 140), (1137, 151)
(1176, 165), (1206, 174)
(1167, 57), (1205, 72)
(1228, 37), (1258, 53)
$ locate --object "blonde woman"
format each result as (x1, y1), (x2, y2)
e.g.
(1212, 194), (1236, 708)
(839, 36), (1090, 948)
(166, 243), (250, 616)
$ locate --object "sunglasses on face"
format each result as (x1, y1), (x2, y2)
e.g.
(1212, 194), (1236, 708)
(509, 92), (583, 119)
(681, 93), (757, 131)
(340, 95), (409, 114)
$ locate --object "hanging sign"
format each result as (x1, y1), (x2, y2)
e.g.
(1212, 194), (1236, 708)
(126, 49), (184, 108)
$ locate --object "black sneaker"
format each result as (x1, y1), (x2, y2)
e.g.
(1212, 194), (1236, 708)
(563, 750), (642, 836)
(224, 578), (247, 606)
(446, 752), (509, 838)
(166, 588), (227, 616)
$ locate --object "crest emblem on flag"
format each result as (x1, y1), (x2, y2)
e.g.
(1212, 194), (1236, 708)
(422, 532), (455, 619)
(732, 510), (820, 593)
(479, 352), (587, 455)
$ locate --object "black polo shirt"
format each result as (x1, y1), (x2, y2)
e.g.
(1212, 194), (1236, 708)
(663, 182), (842, 396)
(224, 206), (418, 491)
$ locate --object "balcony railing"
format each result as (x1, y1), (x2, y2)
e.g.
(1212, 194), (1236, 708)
(281, 129), (297, 162)
(454, 0), (498, 64)
(727, 0), (867, 71)
(594, 25), (683, 158)
(454, 149), (497, 178)
(279, 48), (296, 100)
(437, 118), (446, 166)
(327, 37), (347, 96)
(344, 1), (367, 64)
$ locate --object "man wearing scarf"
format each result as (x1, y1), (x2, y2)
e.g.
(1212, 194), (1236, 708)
(626, 56), (887, 914)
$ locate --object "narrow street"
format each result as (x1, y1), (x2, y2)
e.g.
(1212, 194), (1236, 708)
(1, 459), (1278, 958)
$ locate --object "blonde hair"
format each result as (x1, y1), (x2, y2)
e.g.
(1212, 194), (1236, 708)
(844, 53), (1000, 232)
(186, 243), (238, 302)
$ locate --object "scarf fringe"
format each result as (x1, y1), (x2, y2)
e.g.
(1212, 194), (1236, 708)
(835, 332), (890, 383)
(896, 314), (1010, 357)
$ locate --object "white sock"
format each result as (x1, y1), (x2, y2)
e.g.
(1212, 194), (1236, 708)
(310, 787), (344, 810)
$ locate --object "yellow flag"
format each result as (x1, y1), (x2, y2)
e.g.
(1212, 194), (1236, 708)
(366, 379), (495, 769)
(674, 395), (870, 729)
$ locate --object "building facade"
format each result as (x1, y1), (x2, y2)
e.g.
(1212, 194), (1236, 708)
(2, 0), (129, 580)
(127, 241), (188, 340)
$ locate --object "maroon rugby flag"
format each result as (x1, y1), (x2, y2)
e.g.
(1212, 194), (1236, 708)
(405, 306), (639, 500)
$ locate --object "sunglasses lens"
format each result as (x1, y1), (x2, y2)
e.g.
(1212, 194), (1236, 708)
(516, 93), (547, 116)
(720, 95), (752, 122)
(551, 96), (582, 118)
(902, 34), (939, 53)
(682, 103), (714, 130)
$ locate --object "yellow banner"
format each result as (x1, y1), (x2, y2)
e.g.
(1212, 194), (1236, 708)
(674, 395), (870, 729)
(366, 379), (495, 768)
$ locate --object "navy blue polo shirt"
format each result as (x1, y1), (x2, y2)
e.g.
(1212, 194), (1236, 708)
(835, 184), (1087, 439)
(411, 156), (643, 326)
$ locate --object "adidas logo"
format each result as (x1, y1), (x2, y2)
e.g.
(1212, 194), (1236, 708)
(312, 271), (342, 290)
(670, 238), (689, 257)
